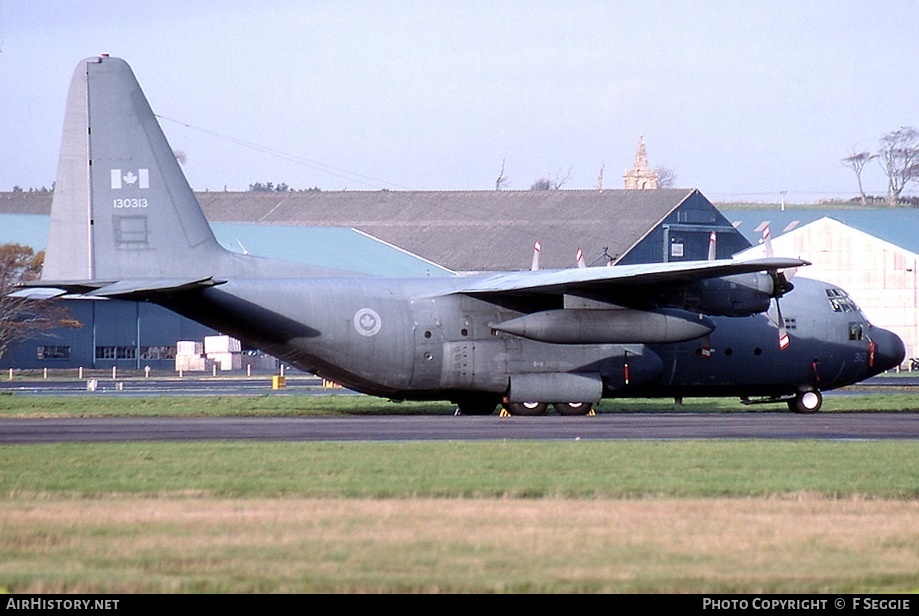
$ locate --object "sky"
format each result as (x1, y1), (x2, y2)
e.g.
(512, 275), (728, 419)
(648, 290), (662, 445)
(1, 0), (917, 202)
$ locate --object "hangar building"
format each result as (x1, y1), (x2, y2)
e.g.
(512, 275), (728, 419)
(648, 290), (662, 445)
(728, 207), (919, 364)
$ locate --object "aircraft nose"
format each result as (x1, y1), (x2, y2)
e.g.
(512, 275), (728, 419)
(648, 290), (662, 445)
(870, 327), (906, 373)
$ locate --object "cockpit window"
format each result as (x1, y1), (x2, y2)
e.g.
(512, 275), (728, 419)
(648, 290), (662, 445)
(848, 322), (864, 341)
(826, 288), (859, 313)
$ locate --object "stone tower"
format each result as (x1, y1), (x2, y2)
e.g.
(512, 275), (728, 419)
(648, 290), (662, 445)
(623, 136), (659, 190)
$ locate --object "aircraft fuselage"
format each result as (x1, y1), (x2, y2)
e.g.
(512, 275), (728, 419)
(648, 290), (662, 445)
(158, 274), (902, 412)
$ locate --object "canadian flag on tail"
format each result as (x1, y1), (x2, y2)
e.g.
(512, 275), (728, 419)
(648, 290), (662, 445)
(110, 168), (149, 190)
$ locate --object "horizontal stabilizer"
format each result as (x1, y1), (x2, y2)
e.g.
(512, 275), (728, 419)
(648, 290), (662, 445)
(6, 287), (71, 300)
(15, 277), (224, 300)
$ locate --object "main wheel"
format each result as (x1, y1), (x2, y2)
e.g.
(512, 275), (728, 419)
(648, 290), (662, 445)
(787, 390), (822, 414)
(553, 402), (593, 416)
(503, 401), (548, 416)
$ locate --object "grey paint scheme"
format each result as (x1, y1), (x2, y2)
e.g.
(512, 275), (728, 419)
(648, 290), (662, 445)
(26, 56), (906, 413)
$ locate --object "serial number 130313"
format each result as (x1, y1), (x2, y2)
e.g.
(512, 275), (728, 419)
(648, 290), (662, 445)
(113, 198), (149, 208)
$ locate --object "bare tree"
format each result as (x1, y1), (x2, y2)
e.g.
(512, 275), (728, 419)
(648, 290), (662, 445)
(878, 126), (919, 206)
(551, 166), (573, 190)
(529, 167), (573, 191)
(495, 159), (509, 190)
(841, 149), (877, 205)
(655, 166), (677, 189)
(0, 244), (82, 359)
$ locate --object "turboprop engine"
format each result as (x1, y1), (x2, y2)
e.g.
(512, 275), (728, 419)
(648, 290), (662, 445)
(655, 272), (779, 317)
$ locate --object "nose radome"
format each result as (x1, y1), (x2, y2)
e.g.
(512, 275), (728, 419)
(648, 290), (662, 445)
(871, 327), (906, 373)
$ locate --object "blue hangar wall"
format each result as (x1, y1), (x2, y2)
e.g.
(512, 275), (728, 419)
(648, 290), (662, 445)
(7, 300), (218, 371)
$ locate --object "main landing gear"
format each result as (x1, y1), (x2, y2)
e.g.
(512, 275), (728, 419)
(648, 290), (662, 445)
(453, 399), (594, 416)
(500, 401), (595, 416)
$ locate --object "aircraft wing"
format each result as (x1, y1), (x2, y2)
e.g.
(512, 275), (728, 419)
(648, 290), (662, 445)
(452, 257), (808, 297)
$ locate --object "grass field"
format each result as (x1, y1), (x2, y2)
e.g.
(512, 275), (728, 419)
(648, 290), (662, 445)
(1, 391), (918, 593)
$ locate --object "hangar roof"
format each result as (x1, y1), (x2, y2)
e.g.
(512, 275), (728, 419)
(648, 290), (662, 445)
(195, 188), (705, 271)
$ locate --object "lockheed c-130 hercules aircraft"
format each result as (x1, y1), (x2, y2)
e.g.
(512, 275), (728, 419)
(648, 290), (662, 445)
(17, 56), (906, 416)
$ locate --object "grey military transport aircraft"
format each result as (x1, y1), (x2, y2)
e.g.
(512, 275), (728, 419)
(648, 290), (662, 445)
(16, 56), (906, 415)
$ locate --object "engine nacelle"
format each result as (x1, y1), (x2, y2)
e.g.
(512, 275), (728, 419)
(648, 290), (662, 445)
(656, 272), (776, 317)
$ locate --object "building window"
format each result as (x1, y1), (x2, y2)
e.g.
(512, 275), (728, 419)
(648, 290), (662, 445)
(95, 346), (137, 360)
(37, 345), (71, 360)
(139, 346), (176, 360)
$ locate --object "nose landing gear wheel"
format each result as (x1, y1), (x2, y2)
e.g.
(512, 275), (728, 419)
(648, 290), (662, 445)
(788, 390), (822, 414)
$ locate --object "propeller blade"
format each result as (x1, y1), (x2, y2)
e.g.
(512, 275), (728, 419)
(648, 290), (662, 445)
(775, 297), (790, 350)
(531, 241), (541, 271)
(576, 248), (586, 268)
(762, 226), (774, 258)
(707, 231), (717, 260)
(761, 225), (799, 280)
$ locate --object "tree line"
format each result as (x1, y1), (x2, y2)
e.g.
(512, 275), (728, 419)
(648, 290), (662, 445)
(248, 182), (321, 193)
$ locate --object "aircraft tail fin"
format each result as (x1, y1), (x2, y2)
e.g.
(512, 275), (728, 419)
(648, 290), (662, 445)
(42, 56), (228, 283)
